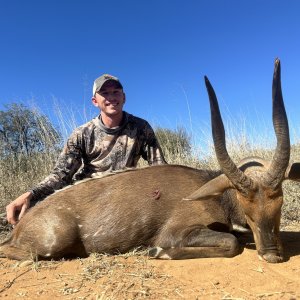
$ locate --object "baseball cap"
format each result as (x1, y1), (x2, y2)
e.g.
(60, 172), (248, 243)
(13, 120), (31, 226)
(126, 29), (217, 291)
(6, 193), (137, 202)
(93, 74), (123, 95)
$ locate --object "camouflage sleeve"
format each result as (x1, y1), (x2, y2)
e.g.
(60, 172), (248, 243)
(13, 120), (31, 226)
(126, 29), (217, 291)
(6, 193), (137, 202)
(141, 123), (167, 165)
(29, 130), (83, 201)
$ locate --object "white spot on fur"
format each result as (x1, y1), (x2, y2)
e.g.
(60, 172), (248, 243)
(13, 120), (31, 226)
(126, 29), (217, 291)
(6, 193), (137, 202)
(232, 224), (251, 233)
(150, 247), (171, 259)
(45, 253), (51, 257)
(58, 206), (62, 210)
(67, 207), (71, 210)
(93, 227), (103, 237)
(42, 223), (58, 252)
(159, 253), (171, 260)
(83, 234), (90, 239)
(76, 215), (81, 219)
(78, 224), (83, 228)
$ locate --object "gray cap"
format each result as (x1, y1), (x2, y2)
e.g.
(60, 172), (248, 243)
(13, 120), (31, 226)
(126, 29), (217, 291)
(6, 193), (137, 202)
(93, 74), (123, 95)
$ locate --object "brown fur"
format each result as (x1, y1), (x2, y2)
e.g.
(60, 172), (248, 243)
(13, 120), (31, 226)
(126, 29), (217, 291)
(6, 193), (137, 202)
(0, 165), (243, 260)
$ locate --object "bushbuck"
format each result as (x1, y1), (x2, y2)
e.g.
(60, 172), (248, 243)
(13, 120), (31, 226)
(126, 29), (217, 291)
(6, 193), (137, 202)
(1, 59), (299, 263)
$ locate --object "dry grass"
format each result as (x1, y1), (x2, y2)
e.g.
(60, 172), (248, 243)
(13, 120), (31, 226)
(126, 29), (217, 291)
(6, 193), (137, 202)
(0, 250), (188, 299)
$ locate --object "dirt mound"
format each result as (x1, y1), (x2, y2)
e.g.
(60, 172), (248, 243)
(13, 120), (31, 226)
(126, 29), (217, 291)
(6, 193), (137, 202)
(0, 227), (299, 299)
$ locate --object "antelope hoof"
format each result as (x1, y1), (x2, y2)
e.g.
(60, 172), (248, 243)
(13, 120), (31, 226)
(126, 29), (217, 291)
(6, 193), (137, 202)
(148, 247), (163, 258)
(261, 253), (283, 263)
(148, 247), (171, 259)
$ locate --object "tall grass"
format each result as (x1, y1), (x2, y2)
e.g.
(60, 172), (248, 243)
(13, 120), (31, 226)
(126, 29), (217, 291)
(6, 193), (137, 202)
(0, 103), (299, 226)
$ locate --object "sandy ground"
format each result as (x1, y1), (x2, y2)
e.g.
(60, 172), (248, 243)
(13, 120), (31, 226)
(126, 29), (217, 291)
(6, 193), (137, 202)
(0, 226), (299, 300)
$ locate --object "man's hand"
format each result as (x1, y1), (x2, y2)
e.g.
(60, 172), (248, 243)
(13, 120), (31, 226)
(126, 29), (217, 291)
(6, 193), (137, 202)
(6, 191), (32, 225)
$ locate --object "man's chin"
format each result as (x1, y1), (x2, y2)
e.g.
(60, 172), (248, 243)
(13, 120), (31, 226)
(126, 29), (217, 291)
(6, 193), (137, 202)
(105, 110), (123, 116)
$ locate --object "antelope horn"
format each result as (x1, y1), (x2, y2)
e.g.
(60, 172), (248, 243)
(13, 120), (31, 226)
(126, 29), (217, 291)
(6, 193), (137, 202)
(205, 76), (257, 195)
(263, 58), (290, 188)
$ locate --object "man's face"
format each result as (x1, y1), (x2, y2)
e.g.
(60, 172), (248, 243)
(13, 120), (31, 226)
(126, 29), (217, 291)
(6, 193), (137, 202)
(92, 80), (125, 116)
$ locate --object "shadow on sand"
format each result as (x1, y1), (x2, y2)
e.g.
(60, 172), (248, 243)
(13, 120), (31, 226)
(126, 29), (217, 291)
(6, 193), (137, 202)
(281, 231), (300, 258)
(236, 230), (300, 261)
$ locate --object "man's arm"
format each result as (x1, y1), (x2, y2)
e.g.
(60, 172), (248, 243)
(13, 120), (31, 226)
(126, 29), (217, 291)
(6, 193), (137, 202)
(6, 130), (83, 224)
(142, 123), (167, 165)
(30, 147), (82, 201)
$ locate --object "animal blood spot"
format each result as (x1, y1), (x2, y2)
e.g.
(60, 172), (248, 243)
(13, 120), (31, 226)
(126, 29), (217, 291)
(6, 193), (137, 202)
(148, 189), (161, 200)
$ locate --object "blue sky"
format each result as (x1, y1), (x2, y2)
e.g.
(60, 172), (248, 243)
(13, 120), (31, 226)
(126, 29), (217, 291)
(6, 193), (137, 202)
(1, 0), (300, 144)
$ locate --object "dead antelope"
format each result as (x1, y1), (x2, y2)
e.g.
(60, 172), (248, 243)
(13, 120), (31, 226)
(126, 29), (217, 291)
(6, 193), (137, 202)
(1, 59), (299, 263)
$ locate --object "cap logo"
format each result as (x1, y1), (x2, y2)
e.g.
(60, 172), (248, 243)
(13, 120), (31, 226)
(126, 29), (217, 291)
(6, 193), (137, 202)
(104, 75), (114, 80)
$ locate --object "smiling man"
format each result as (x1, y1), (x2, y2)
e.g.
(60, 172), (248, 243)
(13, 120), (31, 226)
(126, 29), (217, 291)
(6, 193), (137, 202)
(6, 74), (166, 225)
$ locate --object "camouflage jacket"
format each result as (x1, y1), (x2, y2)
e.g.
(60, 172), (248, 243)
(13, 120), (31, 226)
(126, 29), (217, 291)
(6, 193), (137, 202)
(30, 112), (166, 202)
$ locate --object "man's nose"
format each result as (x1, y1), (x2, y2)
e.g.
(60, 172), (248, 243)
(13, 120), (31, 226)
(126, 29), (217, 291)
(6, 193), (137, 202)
(106, 93), (114, 100)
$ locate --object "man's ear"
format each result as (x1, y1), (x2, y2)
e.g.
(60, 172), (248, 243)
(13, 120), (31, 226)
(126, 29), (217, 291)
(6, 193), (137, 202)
(123, 92), (126, 104)
(92, 97), (98, 107)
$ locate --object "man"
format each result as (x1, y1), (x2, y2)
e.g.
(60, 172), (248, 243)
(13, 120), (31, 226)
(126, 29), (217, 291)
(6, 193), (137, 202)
(6, 74), (166, 225)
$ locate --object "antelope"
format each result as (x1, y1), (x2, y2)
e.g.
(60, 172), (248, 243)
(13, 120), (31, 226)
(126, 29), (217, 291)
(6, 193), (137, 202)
(0, 59), (299, 263)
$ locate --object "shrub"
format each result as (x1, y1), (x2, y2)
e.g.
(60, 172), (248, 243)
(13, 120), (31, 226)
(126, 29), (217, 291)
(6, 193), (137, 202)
(0, 103), (62, 211)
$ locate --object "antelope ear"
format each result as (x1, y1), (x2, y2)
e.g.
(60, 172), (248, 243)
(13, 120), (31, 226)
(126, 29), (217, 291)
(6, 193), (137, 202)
(285, 162), (300, 182)
(183, 174), (235, 201)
